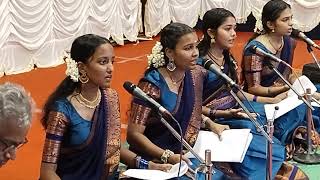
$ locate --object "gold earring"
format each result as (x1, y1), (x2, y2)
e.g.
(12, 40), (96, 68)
(79, 73), (89, 84)
(166, 59), (176, 72)
(211, 37), (216, 44)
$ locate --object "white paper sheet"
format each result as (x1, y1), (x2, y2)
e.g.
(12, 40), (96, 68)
(185, 129), (252, 163)
(264, 75), (318, 120)
(123, 161), (188, 180)
(287, 75), (317, 97)
(264, 96), (304, 120)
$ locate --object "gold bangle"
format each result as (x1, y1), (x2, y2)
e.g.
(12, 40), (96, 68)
(160, 149), (174, 163)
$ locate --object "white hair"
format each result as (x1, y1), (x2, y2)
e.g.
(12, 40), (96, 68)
(0, 82), (34, 128)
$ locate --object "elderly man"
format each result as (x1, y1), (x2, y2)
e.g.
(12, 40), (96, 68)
(0, 82), (33, 167)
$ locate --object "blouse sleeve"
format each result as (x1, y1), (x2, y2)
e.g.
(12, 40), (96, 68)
(243, 54), (264, 88)
(129, 81), (160, 126)
(41, 111), (69, 164)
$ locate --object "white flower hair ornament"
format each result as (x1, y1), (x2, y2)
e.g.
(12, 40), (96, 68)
(254, 18), (264, 34)
(147, 41), (165, 68)
(64, 51), (79, 82)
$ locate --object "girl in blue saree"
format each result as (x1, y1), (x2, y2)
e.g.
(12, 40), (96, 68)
(127, 23), (236, 179)
(242, 0), (320, 145)
(198, 7), (308, 179)
(40, 34), (171, 180)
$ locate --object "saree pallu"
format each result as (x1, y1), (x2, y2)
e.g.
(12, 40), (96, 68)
(42, 89), (121, 180)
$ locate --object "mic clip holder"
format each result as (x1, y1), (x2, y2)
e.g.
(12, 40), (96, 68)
(195, 150), (213, 180)
(266, 63), (314, 111)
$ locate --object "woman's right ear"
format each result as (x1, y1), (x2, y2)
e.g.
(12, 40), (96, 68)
(207, 28), (216, 39)
(165, 48), (174, 60)
(77, 62), (86, 74)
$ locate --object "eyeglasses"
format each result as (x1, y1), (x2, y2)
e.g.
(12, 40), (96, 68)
(0, 138), (28, 151)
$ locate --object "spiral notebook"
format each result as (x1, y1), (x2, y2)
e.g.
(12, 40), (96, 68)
(185, 129), (252, 163)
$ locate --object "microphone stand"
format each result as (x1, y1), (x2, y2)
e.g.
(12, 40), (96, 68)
(194, 149), (213, 180)
(229, 87), (273, 143)
(266, 106), (278, 180)
(266, 63), (314, 111)
(159, 115), (204, 163)
(300, 45), (320, 106)
(205, 150), (213, 180)
(293, 88), (320, 164)
(307, 44), (320, 70)
(159, 115), (214, 179)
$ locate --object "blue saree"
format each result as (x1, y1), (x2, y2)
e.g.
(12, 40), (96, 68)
(242, 36), (308, 144)
(41, 89), (121, 180)
(129, 66), (230, 179)
(198, 57), (287, 179)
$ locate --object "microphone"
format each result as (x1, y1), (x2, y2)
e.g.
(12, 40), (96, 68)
(123, 81), (170, 116)
(202, 59), (239, 89)
(248, 45), (291, 67)
(291, 29), (320, 50)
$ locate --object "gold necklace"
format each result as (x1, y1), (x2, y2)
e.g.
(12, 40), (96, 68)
(207, 50), (225, 70)
(75, 89), (101, 109)
(268, 37), (283, 54)
(167, 70), (185, 85)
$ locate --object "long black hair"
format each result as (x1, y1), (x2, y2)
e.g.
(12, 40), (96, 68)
(146, 22), (195, 73)
(198, 8), (238, 81)
(41, 34), (110, 128)
(247, 0), (291, 43)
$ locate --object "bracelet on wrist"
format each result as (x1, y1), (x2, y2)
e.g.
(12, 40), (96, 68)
(138, 158), (149, 169)
(135, 155), (149, 169)
(134, 155), (141, 168)
(253, 95), (258, 102)
(160, 149), (174, 163)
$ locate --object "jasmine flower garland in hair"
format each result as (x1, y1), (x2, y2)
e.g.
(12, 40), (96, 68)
(147, 41), (165, 68)
(254, 18), (263, 34)
(63, 51), (79, 82)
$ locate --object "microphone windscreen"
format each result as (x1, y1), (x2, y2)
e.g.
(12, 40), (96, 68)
(291, 29), (301, 38)
(203, 59), (213, 70)
(123, 81), (135, 94)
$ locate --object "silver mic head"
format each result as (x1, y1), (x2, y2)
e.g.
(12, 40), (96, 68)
(205, 149), (211, 165)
